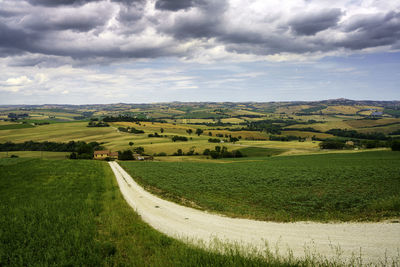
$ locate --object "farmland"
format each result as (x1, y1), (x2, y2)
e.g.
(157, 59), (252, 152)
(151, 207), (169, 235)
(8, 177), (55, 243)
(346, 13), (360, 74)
(0, 158), (291, 266)
(120, 151), (400, 222)
(1, 100), (400, 158)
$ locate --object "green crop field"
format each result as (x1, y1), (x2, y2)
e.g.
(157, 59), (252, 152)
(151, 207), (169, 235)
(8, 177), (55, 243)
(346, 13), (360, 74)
(0, 123), (34, 130)
(1, 158), (302, 266)
(121, 151), (400, 222)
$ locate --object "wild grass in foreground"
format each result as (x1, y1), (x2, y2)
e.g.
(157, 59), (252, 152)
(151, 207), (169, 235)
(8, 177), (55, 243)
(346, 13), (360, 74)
(120, 151), (400, 222)
(0, 158), (307, 266)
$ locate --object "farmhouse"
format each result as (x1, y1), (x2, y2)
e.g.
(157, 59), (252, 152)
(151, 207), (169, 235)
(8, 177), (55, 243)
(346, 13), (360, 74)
(94, 150), (118, 160)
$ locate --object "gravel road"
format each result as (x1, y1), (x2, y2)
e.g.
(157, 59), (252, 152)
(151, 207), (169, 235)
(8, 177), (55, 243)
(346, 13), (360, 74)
(109, 161), (400, 265)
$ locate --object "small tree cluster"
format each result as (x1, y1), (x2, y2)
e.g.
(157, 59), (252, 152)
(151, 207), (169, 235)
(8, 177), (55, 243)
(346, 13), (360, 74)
(203, 146), (243, 159)
(171, 136), (188, 142)
(118, 150), (133, 160)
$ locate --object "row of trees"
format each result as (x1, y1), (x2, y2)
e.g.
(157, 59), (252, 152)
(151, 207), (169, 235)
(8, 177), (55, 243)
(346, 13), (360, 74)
(326, 129), (388, 140)
(118, 127), (144, 134)
(102, 115), (167, 123)
(319, 139), (400, 150)
(0, 141), (103, 153)
(203, 146), (244, 159)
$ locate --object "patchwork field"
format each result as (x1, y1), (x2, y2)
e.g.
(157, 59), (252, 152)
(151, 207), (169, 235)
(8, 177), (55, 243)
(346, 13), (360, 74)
(120, 151), (400, 222)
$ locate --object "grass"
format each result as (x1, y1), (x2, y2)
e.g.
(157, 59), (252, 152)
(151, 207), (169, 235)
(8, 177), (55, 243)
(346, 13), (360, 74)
(237, 147), (285, 157)
(0, 158), (315, 266)
(0, 123), (34, 130)
(120, 151), (400, 222)
(0, 151), (70, 159)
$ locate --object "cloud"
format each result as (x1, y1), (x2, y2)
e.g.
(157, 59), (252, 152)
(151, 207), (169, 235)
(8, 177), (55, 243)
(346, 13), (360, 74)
(5, 75), (32, 86)
(339, 11), (400, 50)
(27, 0), (143, 7)
(154, 0), (205, 11)
(0, 0), (399, 67)
(289, 8), (343, 35)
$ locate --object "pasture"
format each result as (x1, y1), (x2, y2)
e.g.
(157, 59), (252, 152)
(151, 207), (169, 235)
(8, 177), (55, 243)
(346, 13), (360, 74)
(121, 151), (400, 222)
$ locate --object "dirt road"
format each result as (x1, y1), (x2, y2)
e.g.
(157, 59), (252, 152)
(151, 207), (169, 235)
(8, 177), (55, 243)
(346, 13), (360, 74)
(109, 161), (400, 264)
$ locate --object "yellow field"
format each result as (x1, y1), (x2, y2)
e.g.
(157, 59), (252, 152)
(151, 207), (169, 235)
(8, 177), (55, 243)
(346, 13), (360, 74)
(346, 118), (400, 128)
(220, 118), (245, 124)
(287, 120), (350, 132)
(229, 109), (266, 116)
(276, 105), (311, 114)
(282, 131), (335, 139)
(0, 121), (16, 125)
(322, 105), (361, 114)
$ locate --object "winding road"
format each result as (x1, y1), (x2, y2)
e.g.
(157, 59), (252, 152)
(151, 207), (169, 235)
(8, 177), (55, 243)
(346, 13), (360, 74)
(109, 161), (400, 265)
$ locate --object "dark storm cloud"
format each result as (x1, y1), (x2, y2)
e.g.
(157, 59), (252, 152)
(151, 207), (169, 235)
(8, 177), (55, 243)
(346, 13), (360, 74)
(339, 11), (400, 50)
(22, 9), (110, 32)
(0, 22), (39, 53)
(27, 0), (99, 6)
(0, 0), (399, 66)
(159, 0), (227, 39)
(289, 8), (342, 35)
(27, 0), (143, 6)
(154, 0), (205, 11)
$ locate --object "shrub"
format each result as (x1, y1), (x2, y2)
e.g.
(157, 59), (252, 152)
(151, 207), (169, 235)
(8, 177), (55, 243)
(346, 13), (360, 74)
(208, 138), (221, 143)
(171, 136), (188, 142)
(203, 149), (211, 155)
(319, 140), (346, 149)
(118, 150), (134, 160)
(391, 140), (400, 151)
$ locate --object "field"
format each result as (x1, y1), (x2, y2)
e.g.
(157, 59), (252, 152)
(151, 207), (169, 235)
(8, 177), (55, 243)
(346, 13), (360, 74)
(0, 123), (34, 130)
(0, 151), (69, 159)
(120, 151), (400, 222)
(0, 158), (291, 266)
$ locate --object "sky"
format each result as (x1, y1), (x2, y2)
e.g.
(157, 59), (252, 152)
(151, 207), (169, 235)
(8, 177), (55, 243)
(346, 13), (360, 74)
(0, 0), (399, 104)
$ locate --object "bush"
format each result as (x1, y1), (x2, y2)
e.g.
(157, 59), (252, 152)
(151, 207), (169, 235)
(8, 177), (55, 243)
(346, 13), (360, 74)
(10, 154), (19, 158)
(203, 149), (211, 155)
(391, 140), (400, 151)
(208, 138), (221, 143)
(77, 153), (92, 159)
(171, 136), (188, 142)
(173, 149), (183, 156)
(118, 150), (134, 160)
(319, 140), (346, 149)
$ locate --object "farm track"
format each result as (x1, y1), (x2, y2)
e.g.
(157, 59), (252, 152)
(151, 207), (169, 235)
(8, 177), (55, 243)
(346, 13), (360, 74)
(109, 161), (400, 265)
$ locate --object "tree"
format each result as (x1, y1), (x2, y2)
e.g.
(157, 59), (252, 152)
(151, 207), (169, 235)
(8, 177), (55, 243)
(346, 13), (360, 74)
(391, 140), (400, 151)
(118, 150), (133, 160)
(195, 129), (204, 136)
(133, 146), (145, 155)
(160, 128), (164, 133)
(208, 132), (212, 136)
(129, 142), (134, 146)
(319, 140), (345, 149)
(186, 129), (193, 135)
(203, 148), (211, 155)
(229, 137), (239, 143)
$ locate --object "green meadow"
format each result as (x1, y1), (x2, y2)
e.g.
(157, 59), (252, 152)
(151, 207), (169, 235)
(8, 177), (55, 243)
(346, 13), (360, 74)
(121, 151), (400, 222)
(1, 158), (297, 266)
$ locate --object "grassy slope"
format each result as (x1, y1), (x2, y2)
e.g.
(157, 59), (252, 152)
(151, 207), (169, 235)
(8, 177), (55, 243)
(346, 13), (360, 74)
(0, 151), (70, 159)
(0, 158), (299, 266)
(121, 151), (400, 222)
